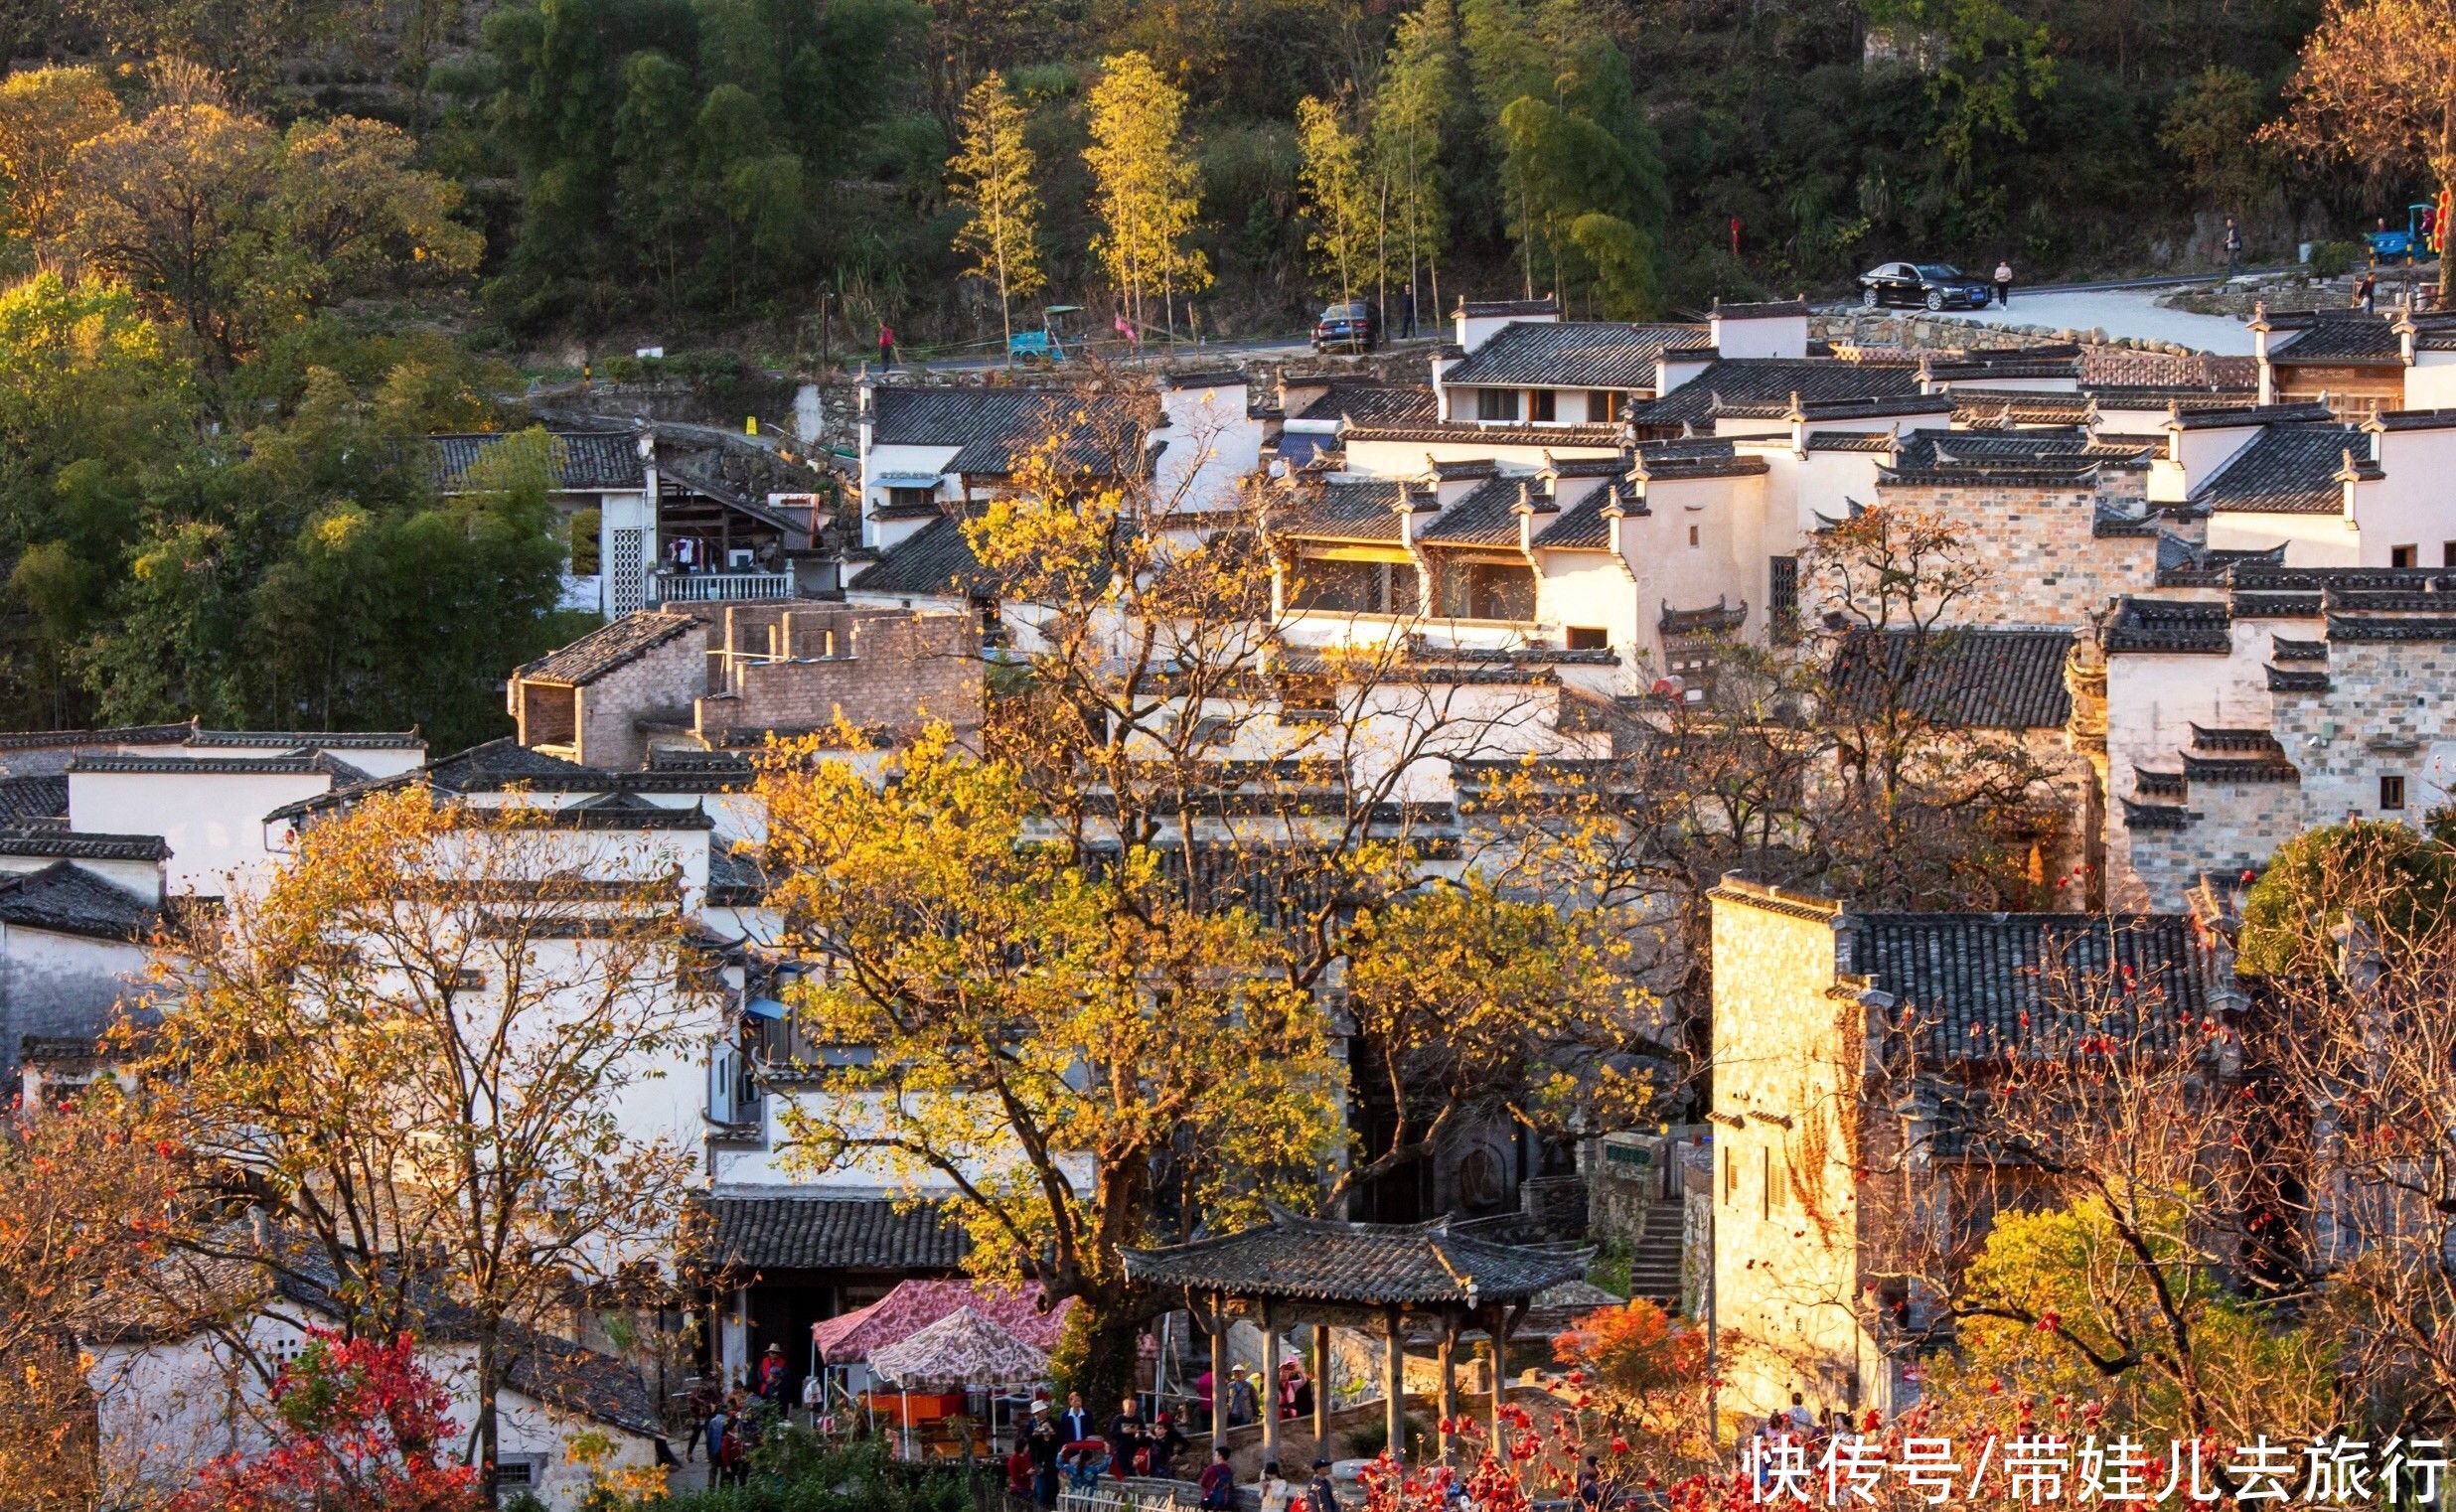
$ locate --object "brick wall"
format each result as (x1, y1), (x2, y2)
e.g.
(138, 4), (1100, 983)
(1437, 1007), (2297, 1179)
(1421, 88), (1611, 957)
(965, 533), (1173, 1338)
(573, 632), (708, 770)
(698, 607), (984, 746)
(1876, 480), (2164, 628)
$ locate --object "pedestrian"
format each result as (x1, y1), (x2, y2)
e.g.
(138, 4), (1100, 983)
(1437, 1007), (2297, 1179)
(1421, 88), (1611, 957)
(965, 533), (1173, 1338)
(1993, 258), (2013, 308)
(1146, 1411), (1186, 1479)
(1401, 285), (1417, 341)
(1305, 1456), (1340, 1512)
(1063, 1439), (1112, 1493)
(1027, 1408), (1063, 1509)
(1109, 1395), (1145, 1479)
(1578, 1454), (1605, 1509)
(684, 1379), (718, 1461)
(877, 320), (896, 371)
(705, 1399), (732, 1482)
(757, 1342), (788, 1406)
(1007, 1438), (1037, 1499)
(1258, 1459), (1295, 1512)
(2225, 217), (2242, 275)
(1227, 1369), (1258, 1428)
(1783, 1391), (1815, 1435)
(2359, 270), (2379, 314)
(1057, 1390), (1095, 1444)
(1289, 1366), (1313, 1421)
(1200, 1446), (1238, 1510)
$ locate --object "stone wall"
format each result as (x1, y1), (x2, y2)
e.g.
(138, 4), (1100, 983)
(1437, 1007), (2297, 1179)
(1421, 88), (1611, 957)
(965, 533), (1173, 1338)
(2124, 776), (2309, 910)
(2274, 631), (2456, 821)
(1874, 479), (2164, 628)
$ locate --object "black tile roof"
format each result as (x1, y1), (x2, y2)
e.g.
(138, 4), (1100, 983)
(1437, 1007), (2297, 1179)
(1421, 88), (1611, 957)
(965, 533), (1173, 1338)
(66, 752), (366, 778)
(0, 827), (169, 862)
(1457, 297), (1560, 318)
(691, 1195), (969, 1273)
(2327, 614), (2456, 642)
(1415, 475), (1545, 547)
(1293, 383), (1440, 426)
(431, 431), (645, 492)
(1712, 298), (1810, 318)
(1948, 389), (2094, 425)
(0, 775), (68, 823)
(0, 721), (194, 751)
(1266, 478), (1428, 544)
(1855, 911), (2215, 1062)
(1708, 392), (1954, 421)
(1629, 358), (1922, 430)
(518, 612), (702, 685)
(2368, 406), (2456, 431)
(1444, 322), (1707, 389)
(2190, 425), (2364, 514)
(2168, 402), (2337, 430)
(0, 860), (155, 941)
(2265, 311), (2408, 366)
(1339, 420), (1625, 447)
(1120, 1209), (1586, 1304)
(1828, 627), (2076, 730)
(430, 737), (623, 793)
(1530, 480), (1635, 549)
(183, 729), (424, 750)
(2102, 598), (2233, 655)
(850, 513), (989, 597)
(872, 388), (1149, 477)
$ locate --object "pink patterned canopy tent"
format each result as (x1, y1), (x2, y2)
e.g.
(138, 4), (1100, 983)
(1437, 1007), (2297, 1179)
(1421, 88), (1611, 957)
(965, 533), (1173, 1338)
(867, 1306), (1050, 1386)
(812, 1280), (1073, 1363)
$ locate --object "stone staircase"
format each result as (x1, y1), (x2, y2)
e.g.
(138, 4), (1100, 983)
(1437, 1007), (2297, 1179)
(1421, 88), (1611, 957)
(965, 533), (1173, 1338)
(1624, 1201), (1686, 1306)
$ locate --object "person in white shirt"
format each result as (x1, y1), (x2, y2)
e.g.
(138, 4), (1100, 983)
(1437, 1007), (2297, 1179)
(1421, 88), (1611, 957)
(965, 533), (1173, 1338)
(1258, 1459), (1293, 1512)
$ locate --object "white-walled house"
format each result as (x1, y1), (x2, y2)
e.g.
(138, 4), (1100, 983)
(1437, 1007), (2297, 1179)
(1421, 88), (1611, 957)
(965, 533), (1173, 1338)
(87, 1253), (661, 1512)
(435, 430), (661, 618)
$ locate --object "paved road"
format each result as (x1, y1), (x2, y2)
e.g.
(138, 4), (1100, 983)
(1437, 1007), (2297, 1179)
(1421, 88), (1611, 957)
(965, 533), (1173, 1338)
(1914, 286), (2255, 355)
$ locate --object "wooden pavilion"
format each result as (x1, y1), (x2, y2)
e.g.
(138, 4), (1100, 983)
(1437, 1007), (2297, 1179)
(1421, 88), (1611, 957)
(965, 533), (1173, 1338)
(1121, 1209), (1588, 1468)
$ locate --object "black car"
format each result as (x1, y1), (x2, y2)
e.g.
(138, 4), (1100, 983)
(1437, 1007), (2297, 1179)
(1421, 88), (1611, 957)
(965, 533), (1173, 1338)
(1311, 300), (1381, 353)
(1858, 261), (1995, 311)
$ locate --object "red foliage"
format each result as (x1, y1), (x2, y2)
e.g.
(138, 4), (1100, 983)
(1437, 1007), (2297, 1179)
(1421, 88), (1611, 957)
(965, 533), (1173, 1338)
(170, 1329), (482, 1512)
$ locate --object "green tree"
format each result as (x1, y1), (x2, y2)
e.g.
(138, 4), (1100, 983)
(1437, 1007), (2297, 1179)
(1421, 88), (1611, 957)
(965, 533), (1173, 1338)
(0, 274), (193, 724)
(1373, 0), (1462, 320)
(2237, 819), (2456, 980)
(1866, 0), (2057, 228)
(1295, 94), (1376, 302)
(59, 100), (478, 373)
(2159, 66), (2277, 213)
(1085, 51), (1209, 340)
(0, 66), (124, 262)
(948, 72), (1044, 356)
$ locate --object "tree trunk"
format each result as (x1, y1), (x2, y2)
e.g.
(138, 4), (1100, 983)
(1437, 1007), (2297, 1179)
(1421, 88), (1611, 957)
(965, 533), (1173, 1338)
(476, 1328), (502, 1508)
(1051, 1291), (1150, 1412)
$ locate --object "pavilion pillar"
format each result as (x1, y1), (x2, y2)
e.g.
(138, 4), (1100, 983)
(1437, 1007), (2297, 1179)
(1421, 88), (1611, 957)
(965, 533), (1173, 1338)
(1210, 1293), (1229, 1455)
(1484, 1306), (1511, 1457)
(1311, 1325), (1331, 1451)
(1384, 1304), (1407, 1468)
(1261, 1298), (1283, 1470)
(1437, 1317), (1458, 1464)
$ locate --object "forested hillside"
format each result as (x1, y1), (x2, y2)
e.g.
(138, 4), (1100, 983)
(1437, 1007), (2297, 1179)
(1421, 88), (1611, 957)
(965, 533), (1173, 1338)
(4, 0), (2387, 352)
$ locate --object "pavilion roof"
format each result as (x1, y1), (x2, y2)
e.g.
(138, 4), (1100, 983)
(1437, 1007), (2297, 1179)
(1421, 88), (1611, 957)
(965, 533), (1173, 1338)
(1120, 1210), (1586, 1307)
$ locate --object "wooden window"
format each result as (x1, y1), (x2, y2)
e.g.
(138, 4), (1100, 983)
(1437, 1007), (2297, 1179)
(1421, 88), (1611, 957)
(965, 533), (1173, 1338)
(1530, 388), (1557, 422)
(2444, 541), (2456, 567)
(886, 486), (934, 512)
(2381, 774), (2406, 811)
(1475, 388), (1521, 422)
(1566, 626), (1610, 651)
(1769, 555), (1799, 638)
(1589, 390), (1623, 422)
(1688, 525), (1701, 548)
(2392, 544), (2418, 568)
